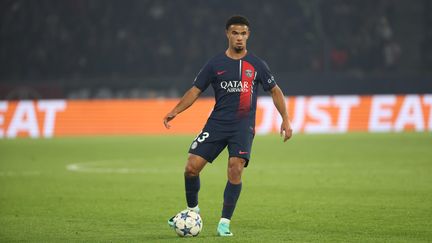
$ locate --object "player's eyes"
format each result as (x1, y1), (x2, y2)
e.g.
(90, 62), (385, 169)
(231, 31), (247, 36)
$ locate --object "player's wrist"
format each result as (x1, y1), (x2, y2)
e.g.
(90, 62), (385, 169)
(281, 115), (289, 122)
(170, 110), (179, 116)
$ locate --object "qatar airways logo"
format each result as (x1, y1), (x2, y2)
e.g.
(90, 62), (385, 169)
(220, 81), (249, 93)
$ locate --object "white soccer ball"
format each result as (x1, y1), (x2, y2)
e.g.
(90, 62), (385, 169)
(173, 210), (203, 237)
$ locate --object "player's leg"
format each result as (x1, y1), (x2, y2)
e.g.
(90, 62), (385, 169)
(184, 132), (226, 212)
(217, 157), (246, 236)
(217, 131), (253, 236)
(227, 156), (246, 184)
(168, 154), (206, 228)
(169, 128), (227, 228)
(183, 153), (207, 211)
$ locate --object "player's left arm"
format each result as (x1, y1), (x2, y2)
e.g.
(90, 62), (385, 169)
(270, 85), (293, 142)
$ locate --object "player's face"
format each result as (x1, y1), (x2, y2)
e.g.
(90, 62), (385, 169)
(226, 25), (250, 53)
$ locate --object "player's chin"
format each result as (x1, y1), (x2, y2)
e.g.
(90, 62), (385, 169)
(234, 46), (244, 52)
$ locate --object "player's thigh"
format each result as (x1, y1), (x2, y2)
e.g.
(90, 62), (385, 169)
(227, 131), (254, 167)
(188, 129), (227, 163)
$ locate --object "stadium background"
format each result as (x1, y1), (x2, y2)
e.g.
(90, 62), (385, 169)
(1, 0), (432, 137)
(1, 1), (432, 242)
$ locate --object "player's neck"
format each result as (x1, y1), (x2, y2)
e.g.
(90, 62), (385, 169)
(225, 48), (248, 60)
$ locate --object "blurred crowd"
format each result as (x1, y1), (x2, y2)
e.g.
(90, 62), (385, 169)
(0, 0), (430, 82)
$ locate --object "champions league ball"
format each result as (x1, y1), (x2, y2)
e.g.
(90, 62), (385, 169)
(173, 210), (203, 237)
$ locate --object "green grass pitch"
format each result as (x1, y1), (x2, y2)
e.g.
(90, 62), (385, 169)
(0, 133), (431, 242)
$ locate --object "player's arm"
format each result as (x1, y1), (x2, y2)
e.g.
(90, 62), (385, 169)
(270, 85), (293, 142)
(163, 86), (202, 129)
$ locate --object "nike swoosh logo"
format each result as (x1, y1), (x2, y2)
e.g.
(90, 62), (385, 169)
(217, 70), (227, 75)
(239, 151), (249, 155)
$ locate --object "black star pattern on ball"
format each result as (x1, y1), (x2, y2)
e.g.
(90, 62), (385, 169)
(180, 211), (190, 220)
(195, 218), (201, 227)
(180, 226), (192, 236)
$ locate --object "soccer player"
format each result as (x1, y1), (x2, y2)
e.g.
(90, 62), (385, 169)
(163, 15), (292, 236)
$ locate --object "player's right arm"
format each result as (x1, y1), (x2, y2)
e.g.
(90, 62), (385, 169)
(164, 59), (212, 129)
(163, 86), (202, 129)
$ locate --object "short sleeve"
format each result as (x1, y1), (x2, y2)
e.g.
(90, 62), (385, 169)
(193, 62), (213, 91)
(258, 60), (277, 91)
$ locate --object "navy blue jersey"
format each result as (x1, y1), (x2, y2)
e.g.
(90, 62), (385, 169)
(193, 52), (277, 131)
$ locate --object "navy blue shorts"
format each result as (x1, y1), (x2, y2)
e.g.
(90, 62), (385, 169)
(188, 123), (255, 167)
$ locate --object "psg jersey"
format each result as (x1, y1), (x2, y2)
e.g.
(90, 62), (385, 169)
(193, 52), (277, 131)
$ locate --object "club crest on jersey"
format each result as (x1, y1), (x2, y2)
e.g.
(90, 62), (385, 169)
(220, 80), (249, 93)
(245, 69), (253, 78)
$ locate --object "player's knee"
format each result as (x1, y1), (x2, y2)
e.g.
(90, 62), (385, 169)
(184, 154), (207, 177)
(184, 163), (200, 177)
(227, 158), (245, 183)
(228, 169), (242, 184)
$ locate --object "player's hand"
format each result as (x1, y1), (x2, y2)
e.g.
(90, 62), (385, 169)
(280, 119), (293, 142)
(163, 111), (177, 129)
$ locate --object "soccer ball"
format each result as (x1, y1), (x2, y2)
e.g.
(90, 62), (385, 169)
(173, 210), (203, 237)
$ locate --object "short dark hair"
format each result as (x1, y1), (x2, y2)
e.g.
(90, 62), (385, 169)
(225, 15), (250, 30)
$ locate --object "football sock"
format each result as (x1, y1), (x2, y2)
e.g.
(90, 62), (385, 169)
(222, 181), (242, 220)
(187, 205), (200, 213)
(219, 218), (231, 224)
(184, 175), (200, 208)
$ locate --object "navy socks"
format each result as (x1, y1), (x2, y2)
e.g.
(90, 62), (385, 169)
(222, 181), (242, 220)
(185, 176), (242, 220)
(184, 175), (200, 208)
